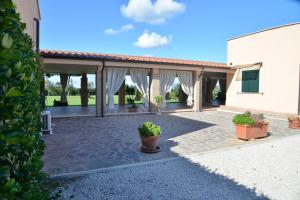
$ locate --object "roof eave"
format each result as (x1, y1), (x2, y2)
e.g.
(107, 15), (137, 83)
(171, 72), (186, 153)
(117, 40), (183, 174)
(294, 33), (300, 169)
(41, 53), (229, 69)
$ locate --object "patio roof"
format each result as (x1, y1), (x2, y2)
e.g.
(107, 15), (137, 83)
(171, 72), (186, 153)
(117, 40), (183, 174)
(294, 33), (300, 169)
(40, 49), (229, 69)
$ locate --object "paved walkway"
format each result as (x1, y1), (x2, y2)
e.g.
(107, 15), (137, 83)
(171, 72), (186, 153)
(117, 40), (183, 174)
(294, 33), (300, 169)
(55, 134), (300, 200)
(42, 111), (299, 176)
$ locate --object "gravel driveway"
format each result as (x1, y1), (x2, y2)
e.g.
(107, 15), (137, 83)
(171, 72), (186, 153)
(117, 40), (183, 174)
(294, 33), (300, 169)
(54, 134), (300, 200)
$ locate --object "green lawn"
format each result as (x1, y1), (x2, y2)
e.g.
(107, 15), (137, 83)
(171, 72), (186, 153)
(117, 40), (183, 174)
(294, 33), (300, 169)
(46, 95), (179, 107)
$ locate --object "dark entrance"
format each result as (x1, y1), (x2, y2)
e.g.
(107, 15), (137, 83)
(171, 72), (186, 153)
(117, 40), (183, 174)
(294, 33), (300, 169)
(203, 72), (227, 106)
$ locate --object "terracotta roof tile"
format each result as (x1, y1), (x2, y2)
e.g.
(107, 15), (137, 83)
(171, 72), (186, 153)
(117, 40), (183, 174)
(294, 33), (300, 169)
(40, 49), (228, 68)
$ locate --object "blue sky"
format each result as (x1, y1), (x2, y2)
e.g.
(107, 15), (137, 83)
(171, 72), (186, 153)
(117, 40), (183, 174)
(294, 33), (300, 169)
(40, 0), (300, 63)
(40, 0), (300, 87)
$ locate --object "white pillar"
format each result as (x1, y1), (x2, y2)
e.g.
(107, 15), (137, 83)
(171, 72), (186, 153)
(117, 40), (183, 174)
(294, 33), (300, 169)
(194, 70), (203, 112)
(96, 65), (103, 116)
(150, 68), (160, 112)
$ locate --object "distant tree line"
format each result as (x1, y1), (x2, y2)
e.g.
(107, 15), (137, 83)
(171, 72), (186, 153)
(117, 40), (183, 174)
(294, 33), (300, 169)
(45, 78), (181, 102)
(45, 78), (96, 96)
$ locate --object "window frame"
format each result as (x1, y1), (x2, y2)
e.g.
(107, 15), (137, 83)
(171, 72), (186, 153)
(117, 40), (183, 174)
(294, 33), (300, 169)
(241, 69), (260, 93)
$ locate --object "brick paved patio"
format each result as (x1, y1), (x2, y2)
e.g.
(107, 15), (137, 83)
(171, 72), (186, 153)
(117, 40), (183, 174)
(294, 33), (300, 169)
(42, 111), (299, 176)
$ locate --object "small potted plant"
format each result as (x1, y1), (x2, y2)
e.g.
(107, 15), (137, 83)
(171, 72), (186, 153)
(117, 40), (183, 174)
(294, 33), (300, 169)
(233, 111), (268, 140)
(288, 115), (300, 129)
(154, 95), (164, 115)
(126, 86), (137, 112)
(138, 122), (161, 153)
(210, 88), (220, 106)
(127, 96), (137, 112)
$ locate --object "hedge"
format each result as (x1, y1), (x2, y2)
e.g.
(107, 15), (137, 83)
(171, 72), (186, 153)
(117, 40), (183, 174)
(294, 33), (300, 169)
(0, 0), (49, 199)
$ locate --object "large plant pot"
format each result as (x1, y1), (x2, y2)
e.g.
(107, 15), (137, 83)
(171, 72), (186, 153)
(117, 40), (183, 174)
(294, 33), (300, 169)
(140, 134), (160, 153)
(235, 123), (268, 140)
(128, 107), (138, 112)
(288, 120), (300, 129)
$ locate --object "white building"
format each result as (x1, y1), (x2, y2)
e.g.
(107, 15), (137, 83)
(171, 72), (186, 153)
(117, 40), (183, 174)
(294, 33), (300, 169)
(226, 23), (300, 114)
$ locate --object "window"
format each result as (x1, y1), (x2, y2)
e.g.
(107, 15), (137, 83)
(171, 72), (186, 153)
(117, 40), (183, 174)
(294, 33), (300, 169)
(242, 70), (259, 93)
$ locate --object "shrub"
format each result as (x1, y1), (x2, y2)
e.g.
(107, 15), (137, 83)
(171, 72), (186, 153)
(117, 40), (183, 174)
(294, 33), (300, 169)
(232, 111), (266, 126)
(135, 90), (142, 101)
(252, 113), (265, 123)
(232, 114), (255, 125)
(126, 85), (136, 108)
(126, 96), (137, 108)
(154, 95), (164, 107)
(212, 88), (220, 100)
(126, 85), (135, 95)
(138, 122), (161, 137)
(0, 1), (48, 199)
(169, 84), (180, 100)
(53, 100), (68, 107)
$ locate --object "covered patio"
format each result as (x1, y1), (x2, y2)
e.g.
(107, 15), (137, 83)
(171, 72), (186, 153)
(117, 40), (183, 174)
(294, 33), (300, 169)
(47, 104), (196, 117)
(41, 50), (234, 117)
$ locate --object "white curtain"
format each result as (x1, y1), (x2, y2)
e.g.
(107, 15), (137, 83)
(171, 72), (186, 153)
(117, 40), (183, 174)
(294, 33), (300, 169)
(130, 68), (150, 109)
(160, 70), (176, 107)
(177, 71), (194, 106)
(107, 67), (128, 110)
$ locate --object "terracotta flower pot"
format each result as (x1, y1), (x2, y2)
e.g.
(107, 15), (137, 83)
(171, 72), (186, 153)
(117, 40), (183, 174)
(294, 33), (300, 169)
(235, 123), (268, 140)
(139, 134), (160, 151)
(289, 120), (300, 129)
(128, 107), (137, 112)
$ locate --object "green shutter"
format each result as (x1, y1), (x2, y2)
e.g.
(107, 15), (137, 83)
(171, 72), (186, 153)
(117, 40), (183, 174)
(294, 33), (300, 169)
(242, 70), (259, 93)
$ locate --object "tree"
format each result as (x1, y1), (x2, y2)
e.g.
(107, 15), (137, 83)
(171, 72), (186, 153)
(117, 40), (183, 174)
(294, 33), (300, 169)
(67, 79), (79, 96)
(45, 78), (62, 96)
(169, 83), (180, 100)
(88, 81), (95, 96)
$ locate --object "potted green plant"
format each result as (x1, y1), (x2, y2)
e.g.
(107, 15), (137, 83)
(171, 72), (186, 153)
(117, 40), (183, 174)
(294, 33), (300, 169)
(138, 122), (161, 153)
(126, 96), (137, 112)
(233, 111), (268, 140)
(126, 86), (137, 112)
(210, 88), (220, 106)
(288, 115), (300, 129)
(154, 95), (164, 115)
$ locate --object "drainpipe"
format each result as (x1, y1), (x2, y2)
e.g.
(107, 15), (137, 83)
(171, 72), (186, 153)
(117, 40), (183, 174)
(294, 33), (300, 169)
(34, 18), (40, 52)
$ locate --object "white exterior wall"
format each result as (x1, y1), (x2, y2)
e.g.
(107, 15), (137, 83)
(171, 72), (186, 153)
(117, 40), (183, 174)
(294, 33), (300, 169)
(14, 0), (40, 49)
(226, 23), (300, 114)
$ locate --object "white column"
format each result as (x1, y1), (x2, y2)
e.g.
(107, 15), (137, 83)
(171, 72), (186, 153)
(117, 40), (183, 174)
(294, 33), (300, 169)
(193, 70), (203, 112)
(150, 68), (160, 112)
(96, 65), (103, 116)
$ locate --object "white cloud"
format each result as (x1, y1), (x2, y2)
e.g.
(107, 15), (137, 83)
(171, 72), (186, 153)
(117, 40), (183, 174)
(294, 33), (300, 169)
(121, 24), (134, 31)
(121, 0), (186, 24)
(134, 31), (172, 48)
(104, 24), (134, 35)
